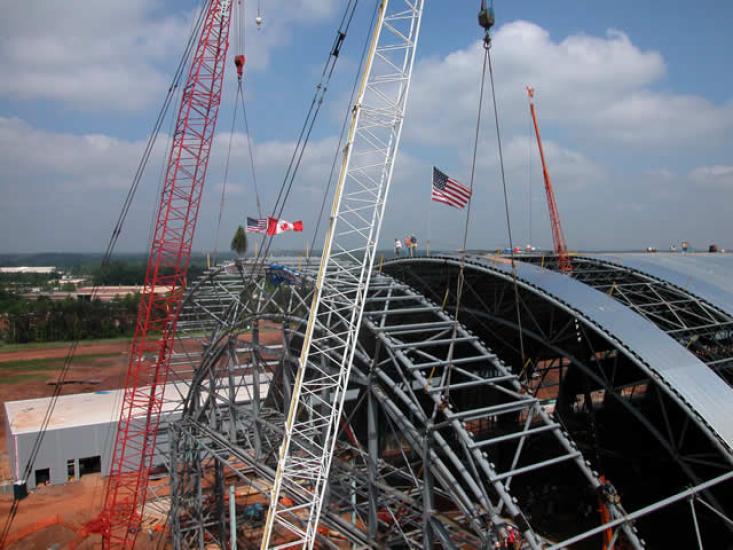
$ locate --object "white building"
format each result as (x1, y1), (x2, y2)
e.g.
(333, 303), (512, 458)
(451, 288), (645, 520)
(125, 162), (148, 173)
(4, 374), (268, 489)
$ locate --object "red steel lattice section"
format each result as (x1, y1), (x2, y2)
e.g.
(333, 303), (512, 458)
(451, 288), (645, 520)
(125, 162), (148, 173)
(99, 1), (233, 546)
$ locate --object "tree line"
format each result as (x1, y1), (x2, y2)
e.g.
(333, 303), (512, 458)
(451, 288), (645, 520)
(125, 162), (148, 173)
(0, 290), (139, 344)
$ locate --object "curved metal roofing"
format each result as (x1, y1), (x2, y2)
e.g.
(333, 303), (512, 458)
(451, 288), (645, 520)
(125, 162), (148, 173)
(589, 253), (733, 318)
(387, 254), (733, 456)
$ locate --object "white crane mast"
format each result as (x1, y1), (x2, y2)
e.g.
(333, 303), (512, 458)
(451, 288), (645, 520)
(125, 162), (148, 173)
(261, 1), (425, 547)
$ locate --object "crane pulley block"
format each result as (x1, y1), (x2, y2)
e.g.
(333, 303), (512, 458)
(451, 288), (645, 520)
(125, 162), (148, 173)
(478, 1), (495, 31)
(234, 54), (246, 79)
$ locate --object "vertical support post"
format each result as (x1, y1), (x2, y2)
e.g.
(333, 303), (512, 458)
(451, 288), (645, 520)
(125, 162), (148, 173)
(215, 461), (226, 546)
(252, 320), (263, 457)
(689, 497), (704, 549)
(170, 424), (182, 550)
(422, 424), (434, 548)
(230, 484), (238, 550)
(367, 387), (379, 542)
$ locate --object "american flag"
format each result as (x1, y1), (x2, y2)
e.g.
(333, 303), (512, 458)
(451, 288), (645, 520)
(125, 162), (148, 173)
(245, 216), (267, 233)
(432, 167), (472, 209)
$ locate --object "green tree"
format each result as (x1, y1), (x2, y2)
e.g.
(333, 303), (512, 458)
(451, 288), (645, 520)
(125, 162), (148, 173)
(231, 225), (248, 258)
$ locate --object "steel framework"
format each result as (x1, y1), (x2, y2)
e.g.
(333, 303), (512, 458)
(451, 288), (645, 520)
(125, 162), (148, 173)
(164, 260), (733, 548)
(567, 256), (733, 385)
(164, 262), (645, 548)
(384, 254), (733, 546)
(100, 1), (233, 545)
(262, 2), (425, 548)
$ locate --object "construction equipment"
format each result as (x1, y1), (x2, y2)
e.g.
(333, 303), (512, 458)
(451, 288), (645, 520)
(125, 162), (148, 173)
(260, 1), (425, 547)
(94, 0), (234, 546)
(526, 86), (572, 272)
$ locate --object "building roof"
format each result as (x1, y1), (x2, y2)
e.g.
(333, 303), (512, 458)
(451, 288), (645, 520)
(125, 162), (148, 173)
(589, 252), (733, 317)
(387, 253), (733, 456)
(0, 266), (56, 274)
(5, 374), (270, 436)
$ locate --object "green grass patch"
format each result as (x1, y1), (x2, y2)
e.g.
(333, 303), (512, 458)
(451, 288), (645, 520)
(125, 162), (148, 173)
(1, 373), (49, 384)
(0, 353), (119, 372)
(0, 336), (131, 354)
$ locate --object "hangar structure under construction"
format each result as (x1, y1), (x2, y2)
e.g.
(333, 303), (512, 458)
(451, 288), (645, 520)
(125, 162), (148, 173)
(7, 252), (733, 548)
(163, 252), (733, 548)
(8, 0), (728, 546)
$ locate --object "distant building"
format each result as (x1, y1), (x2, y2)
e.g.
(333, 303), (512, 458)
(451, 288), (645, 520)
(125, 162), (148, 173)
(24, 285), (175, 302)
(0, 266), (57, 274)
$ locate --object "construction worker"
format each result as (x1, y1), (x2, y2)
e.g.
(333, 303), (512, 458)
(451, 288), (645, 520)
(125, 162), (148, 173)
(394, 238), (403, 257)
(405, 234), (417, 257)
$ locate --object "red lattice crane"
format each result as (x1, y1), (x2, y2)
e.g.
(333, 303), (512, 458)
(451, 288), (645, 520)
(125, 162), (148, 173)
(93, 1), (234, 546)
(526, 86), (572, 272)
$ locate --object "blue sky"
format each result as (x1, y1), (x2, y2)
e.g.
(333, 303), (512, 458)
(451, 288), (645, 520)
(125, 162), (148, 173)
(1, 0), (732, 253)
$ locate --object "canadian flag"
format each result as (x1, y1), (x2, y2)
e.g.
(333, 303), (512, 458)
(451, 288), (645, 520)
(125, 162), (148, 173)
(267, 217), (304, 236)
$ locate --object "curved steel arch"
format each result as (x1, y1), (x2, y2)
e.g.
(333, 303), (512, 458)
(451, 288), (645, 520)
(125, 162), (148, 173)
(566, 255), (733, 386)
(166, 262), (644, 548)
(384, 254), (733, 547)
(591, 253), (733, 318)
(384, 254), (733, 458)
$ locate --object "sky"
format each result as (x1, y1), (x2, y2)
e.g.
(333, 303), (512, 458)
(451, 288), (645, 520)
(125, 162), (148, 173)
(1, 0), (732, 254)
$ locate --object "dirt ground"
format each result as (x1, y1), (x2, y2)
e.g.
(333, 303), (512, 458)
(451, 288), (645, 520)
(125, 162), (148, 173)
(0, 326), (284, 546)
(0, 341), (132, 481)
(0, 474), (168, 549)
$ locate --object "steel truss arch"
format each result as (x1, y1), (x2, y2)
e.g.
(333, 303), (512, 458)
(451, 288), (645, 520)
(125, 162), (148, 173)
(166, 262), (646, 548)
(383, 254), (733, 547)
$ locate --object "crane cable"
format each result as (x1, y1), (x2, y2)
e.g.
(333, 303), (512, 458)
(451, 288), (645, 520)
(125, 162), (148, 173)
(486, 34), (529, 377)
(245, 0), (359, 277)
(240, 81), (263, 221)
(213, 0), (263, 265)
(307, 2), (378, 268)
(0, 2), (210, 546)
(430, 22), (491, 421)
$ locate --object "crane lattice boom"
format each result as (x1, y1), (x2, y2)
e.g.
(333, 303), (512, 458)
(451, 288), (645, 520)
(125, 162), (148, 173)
(260, 1), (425, 548)
(99, 1), (233, 546)
(527, 86), (572, 272)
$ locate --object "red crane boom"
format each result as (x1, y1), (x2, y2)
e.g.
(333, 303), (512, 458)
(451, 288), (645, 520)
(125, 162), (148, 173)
(97, 1), (233, 546)
(526, 86), (572, 272)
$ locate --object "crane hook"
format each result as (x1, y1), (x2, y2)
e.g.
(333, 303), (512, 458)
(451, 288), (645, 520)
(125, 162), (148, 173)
(478, 0), (495, 47)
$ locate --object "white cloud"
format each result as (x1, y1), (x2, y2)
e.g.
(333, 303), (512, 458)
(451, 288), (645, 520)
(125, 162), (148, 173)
(689, 164), (733, 187)
(0, 0), (340, 111)
(0, 1), (192, 110)
(406, 20), (733, 149)
(0, 116), (346, 251)
(0, 117), (146, 189)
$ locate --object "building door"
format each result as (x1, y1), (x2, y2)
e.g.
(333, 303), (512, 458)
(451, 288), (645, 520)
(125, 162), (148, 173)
(79, 455), (101, 476)
(35, 468), (50, 486)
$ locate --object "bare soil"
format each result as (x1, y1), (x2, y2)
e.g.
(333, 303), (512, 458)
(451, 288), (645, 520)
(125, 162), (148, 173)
(0, 474), (168, 549)
(0, 324), (284, 546)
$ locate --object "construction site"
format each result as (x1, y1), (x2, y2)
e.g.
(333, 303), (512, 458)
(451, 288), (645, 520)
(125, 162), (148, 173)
(1, 1), (732, 549)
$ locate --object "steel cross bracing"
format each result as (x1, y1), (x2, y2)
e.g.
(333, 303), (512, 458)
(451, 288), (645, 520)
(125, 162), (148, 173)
(165, 261), (733, 547)
(101, 0), (233, 546)
(262, 2), (425, 548)
(384, 255), (733, 545)
(358, 275), (643, 549)
(168, 267), (490, 548)
(537, 256), (733, 386)
(166, 264), (646, 548)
